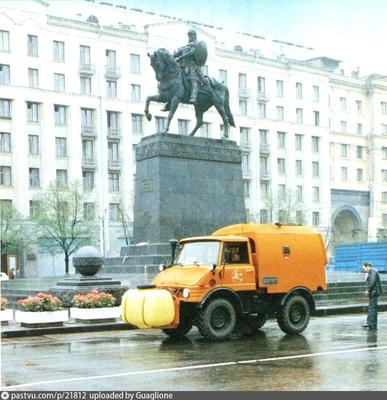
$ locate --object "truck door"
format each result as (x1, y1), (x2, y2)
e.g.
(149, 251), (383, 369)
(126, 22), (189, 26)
(219, 242), (256, 291)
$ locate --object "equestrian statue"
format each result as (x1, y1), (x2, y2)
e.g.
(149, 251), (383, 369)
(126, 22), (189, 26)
(144, 29), (235, 138)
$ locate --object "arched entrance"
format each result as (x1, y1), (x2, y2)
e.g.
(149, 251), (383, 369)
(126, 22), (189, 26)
(331, 206), (364, 245)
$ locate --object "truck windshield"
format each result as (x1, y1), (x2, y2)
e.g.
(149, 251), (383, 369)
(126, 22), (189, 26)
(176, 241), (220, 266)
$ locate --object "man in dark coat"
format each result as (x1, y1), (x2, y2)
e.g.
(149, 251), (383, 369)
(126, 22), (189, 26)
(362, 262), (382, 330)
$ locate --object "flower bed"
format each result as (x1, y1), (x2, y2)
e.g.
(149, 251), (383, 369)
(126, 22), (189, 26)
(0, 297), (13, 325)
(15, 292), (68, 327)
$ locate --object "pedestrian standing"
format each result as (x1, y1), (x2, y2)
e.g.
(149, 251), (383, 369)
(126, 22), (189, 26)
(362, 262), (382, 330)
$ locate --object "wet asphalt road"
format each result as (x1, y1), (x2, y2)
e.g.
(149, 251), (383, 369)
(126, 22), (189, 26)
(1, 312), (387, 391)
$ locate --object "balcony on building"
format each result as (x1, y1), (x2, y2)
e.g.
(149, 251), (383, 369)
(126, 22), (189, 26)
(104, 65), (121, 79)
(260, 170), (271, 180)
(242, 169), (252, 178)
(107, 127), (121, 139)
(238, 88), (251, 98)
(108, 159), (122, 169)
(240, 141), (251, 150)
(82, 157), (97, 168)
(257, 91), (270, 102)
(81, 126), (97, 137)
(259, 143), (271, 154)
(79, 63), (96, 76)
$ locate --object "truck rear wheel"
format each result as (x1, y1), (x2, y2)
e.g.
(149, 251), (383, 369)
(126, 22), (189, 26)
(197, 298), (236, 341)
(277, 294), (310, 334)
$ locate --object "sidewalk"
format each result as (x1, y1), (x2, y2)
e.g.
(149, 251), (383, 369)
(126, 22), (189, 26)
(1, 271), (386, 338)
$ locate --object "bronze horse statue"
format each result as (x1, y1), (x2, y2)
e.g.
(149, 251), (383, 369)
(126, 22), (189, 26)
(144, 48), (235, 138)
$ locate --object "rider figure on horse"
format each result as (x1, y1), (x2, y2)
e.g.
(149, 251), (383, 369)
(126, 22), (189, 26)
(174, 29), (207, 104)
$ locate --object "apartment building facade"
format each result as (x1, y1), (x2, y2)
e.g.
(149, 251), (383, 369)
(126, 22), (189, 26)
(0, 1), (386, 275)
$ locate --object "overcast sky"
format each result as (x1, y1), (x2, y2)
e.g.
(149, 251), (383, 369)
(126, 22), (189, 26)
(117, 0), (387, 75)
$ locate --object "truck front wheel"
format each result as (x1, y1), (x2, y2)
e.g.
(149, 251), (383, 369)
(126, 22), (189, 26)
(197, 298), (236, 341)
(277, 294), (310, 334)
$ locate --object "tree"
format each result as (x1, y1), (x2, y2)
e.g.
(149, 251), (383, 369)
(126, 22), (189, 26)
(0, 201), (32, 262)
(31, 182), (98, 274)
(117, 200), (133, 245)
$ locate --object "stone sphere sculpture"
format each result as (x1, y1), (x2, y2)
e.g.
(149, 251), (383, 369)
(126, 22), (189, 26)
(73, 246), (103, 276)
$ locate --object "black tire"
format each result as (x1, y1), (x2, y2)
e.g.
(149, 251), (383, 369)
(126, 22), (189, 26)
(277, 294), (310, 334)
(197, 298), (236, 341)
(247, 313), (267, 331)
(162, 316), (193, 339)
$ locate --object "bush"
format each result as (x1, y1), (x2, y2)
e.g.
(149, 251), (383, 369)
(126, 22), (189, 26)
(72, 290), (116, 308)
(1, 297), (8, 310)
(17, 292), (62, 312)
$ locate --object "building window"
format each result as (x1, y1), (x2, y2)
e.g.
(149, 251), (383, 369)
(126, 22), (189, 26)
(155, 117), (166, 133)
(0, 64), (10, 85)
(257, 76), (265, 95)
(260, 182), (268, 200)
(295, 134), (303, 151)
(313, 111), (320, 126)
(28, 135), (39, 155)
(312, 212), (320, 226)
(258, 103), (266, 119)
(383, 170), (387, 183)
(312, 161), (320, 178)
(312, 187), (320, 203)
(219, 69), (227, 85)
(54, 73), (65, 92)
(109, 203), (119, 221)
(239, 100), (247, 116)
(382, 124), (387, 136)
(356, 123), (363, 135)
(340, 120), (347, 132)
(383, 214), (387, 228)
(242, 153), (250, 174)
(356, 146), (364, 159)
(382, 146), (387, 159)
(277, 132), (286, 149)
(0, 166), (12, 186)
(54, 105), (67, 125)
(29, 200), (39, 217)
(107, 111), (120, 134)
(260, 209), (269, 224)
(296, 82), (302, 99)
(276, 106), (284, 121)
(340, 97), (347, 111)
(381, 102), (387, 115)
(83, 170), (94, 190)
(296, 185), (303, 202)
(130, 54), (140, 74)
(56, 169), (68, 187)
(132, 114), (143, 134)
(27, 102), (39, 123)
(276, 80), (283, 97)
(108, 172), (120, 192)
(357, 168), (364, 182)
(106, 80), (117, 98)
(53, 40), (65, 61)
(55, 137), (67, 157)
(82, 140), (94, 162)
(106, 49), (117, 68)
(259, 129), (268, 145)
(0, 99), (11, 118)
(178, 119), (189, 135)
(238, 73), (247, 89)
(243, 180), (250, 198)
(199, 122), (211, 138)
(240, 127), (250, 146)
(27, 35), (38, 57)
(340, 144), (349, 158)
(81, 108), (94, 129)
(260, 156), (269, 175)
(80, 45), (91, 64)
(29, 168), (40, 188)
(83, 202), (95, 221)
(131, 84), (141, 102)
(296, 210), (304, 225)
(382, 192), (387, 204)
(0, 132), (11, 153)
(295, 160), (302, 176)
(80, 77), (91, 95)
(355, 100), (362, 113)
(278, 184), (286, 201)
(296, 108), (303, 124)
(28, 68), (39, 88)
(108, 141), (119, 161)
(341, 167), (348, 181)
(277, 158), (286, 175)
(0, 31), (10, 52)
(313, 85), (320, 102)
(311, 136), (320, 153)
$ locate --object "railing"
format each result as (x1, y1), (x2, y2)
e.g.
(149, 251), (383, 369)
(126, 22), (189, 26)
(104, 65), (121, 79)
(108, 159), (122, 168)
(81, 126), (96, 137)
(107, 127), (121, 138)
(259, 143), (271, 153)
(238, 88), (251, 98)
(82, 158), (97, 167)
(79, 63), (96, 75)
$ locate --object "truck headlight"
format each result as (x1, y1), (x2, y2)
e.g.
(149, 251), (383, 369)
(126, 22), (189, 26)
(182, 288), (190, 298)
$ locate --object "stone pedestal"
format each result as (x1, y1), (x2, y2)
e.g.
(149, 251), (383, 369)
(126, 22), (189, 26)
(133, 133), (246, 243)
